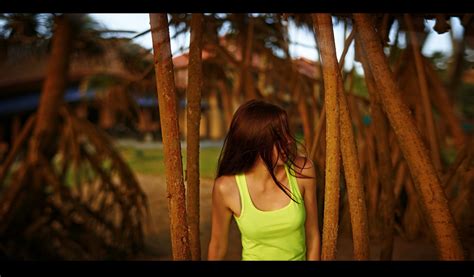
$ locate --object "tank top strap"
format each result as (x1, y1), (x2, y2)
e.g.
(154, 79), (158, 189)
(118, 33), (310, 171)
(284, 163), (303, 202)
(234, 173), (249, 218)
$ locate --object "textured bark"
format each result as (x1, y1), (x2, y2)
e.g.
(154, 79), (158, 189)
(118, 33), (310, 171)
(449, 145), (473, 251)
(312, 13), (341, 261)
(354, 13), (464, 260)
(186, 13), (204, 261)
(347, 94), (366, 169)
(365, 122), (380, 238)
(149, 13), (191, 260)
(330, 22), (369, 260)
(356, 37), (395, 260)
(338, 81), (370, 260)
(393, 161), (408, 201)
(405, 14), (442, 173)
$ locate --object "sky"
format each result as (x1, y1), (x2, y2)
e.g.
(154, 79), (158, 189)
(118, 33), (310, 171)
(85, 14), (464, 74)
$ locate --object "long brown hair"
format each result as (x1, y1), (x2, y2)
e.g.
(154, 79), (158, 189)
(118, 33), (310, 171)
(216, 99), (314, 202)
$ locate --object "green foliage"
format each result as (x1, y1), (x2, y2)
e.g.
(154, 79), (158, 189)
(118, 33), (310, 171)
(456, 83), (474, 120)
(351, 71), (369, 99)
(441, 145), (458, 166)
(429, 51), (450, 71)
(117, 144), (223, 179)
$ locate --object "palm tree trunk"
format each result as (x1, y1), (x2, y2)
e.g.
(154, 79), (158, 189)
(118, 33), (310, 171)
(365, 118), (380, 239)
(294, 81), (313, 150)
(217, 80), (233, 129)
(353, 13), (464, 260)
(347, 94), (366, 169)
(28, 14), (75, 164)
(356, 37), (395, 260)
(310, 104), (326, 161)
(333, 29), (370, 259)
(243, 16), (256, 101)
(393, 161), (408, 201)
(0, 115), (35, 186)
(312, 13), (341, 261)
(447, 33), (465, 95)
(338, 82), (370, 260)
(402, 176), (425, 240)
(424, 60), (466, 149)
(233, 14), (254, 103)
(443, 145), (468, 197)
(149, 13), (191, 260)
(208, 89), (223, 140)
(404, 14), (442, 173)
(0, 14), (75, 238)
(186, 13), (204, 261)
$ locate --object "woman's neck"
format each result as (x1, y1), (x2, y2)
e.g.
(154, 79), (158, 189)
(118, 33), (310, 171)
(246, 156), (280, 189)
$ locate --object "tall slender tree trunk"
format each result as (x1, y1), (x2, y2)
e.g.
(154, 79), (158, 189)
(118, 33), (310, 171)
(404, 14), (442, 173)
(347, 94), (365, 169)
(149, 13), (191, 260)
(338, 81), (370, 260)
(334, 29), (370, 259)
(356, 37), (395, 260)
(232, 14), (250, 104)
(447, 33), (465, 95)
(0, 14), (75, 237)
(294, 79), (313, 150)
(99, 96), (115, 130)
(0, 115), (35, 186)
(353, 13), (464, 260)
(365, 122), (380, 238)
(402, 176), (425, 240)
(393, 161), (408, 201)
(243, 16), (256, 101)
(310, 104), (325, 161)
(312, 13), (341, 261)
(208, 89), (223, 140)
(186, 13), (204, 261)
(28, 15), (75, 164)
(424, 60), (466, 149)
(217, 80), (233, 129)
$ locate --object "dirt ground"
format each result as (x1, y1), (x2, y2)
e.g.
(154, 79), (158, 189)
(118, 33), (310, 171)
(135, 174), (474, 261)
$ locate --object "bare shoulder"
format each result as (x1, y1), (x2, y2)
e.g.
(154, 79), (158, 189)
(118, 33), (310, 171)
(291, 156), (317, 196)
(213, 175), (239, 203)
(292, 156), (317, 179)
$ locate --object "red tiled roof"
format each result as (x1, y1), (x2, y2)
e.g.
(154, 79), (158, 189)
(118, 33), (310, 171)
(172, 38), (321, 80)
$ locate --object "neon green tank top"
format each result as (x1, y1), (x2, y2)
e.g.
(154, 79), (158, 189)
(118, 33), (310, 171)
(233, 163), (306, 261)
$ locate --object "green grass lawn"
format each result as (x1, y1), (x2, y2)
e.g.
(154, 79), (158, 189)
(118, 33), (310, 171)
(117, 145), (222, 179)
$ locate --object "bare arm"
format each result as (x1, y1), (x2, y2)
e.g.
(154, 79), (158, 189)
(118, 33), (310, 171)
(301, 159), (321, 261)
(207, 178), (233, 260)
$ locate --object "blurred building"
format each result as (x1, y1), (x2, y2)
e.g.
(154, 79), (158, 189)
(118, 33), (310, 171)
(0, 34), (322, 160)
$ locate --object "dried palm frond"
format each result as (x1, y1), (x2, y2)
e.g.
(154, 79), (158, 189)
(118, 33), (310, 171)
(0, 106), (148, 260)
